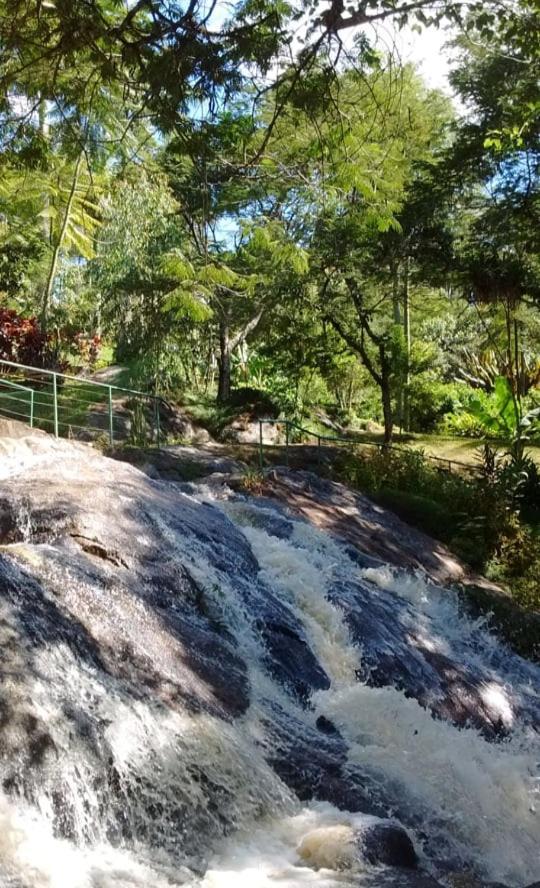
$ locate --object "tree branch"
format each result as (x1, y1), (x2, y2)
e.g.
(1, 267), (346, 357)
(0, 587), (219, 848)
(325, 311), (383, 387)
(230, 306), (265, 351)
(319, 0), (442, 33)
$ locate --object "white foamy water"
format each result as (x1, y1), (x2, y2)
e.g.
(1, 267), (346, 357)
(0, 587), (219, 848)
(0, 473), (538, 888)
(0, 791), (190, 888)
(203, 498), (540, 886)
(242, 523), (359, 687)
(200, 804), (396, 888)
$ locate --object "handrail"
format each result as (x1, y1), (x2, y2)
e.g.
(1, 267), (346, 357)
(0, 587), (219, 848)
(257, 417), (478, 475)
(0, 359), (160, 445)
(0, 377), (34, 393)
(0, 377), (35, 427)
(0, 358), (156, 399)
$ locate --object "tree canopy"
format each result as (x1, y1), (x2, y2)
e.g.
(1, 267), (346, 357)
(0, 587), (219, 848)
(0, 0), (538, 437)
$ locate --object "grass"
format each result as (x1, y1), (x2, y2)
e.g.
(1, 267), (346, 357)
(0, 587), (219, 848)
(402, 433), (540, 468)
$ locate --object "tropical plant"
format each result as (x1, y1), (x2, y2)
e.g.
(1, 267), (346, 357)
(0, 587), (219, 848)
(0, 307), (48, 366)
(469, 376), (540, 450)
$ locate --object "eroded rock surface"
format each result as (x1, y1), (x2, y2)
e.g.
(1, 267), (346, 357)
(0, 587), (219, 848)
(0, 421), (538, 888)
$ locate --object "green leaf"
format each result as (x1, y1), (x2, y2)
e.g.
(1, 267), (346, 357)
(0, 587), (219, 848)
(163, 288), (213, 322)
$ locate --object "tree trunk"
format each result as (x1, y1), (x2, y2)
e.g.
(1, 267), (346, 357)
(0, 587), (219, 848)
(402, 257), (411, 432)
(216, 305), (264, 404)
(40, 152), (83, 331)
(326, 304), (394, 444)
(393, 266), (404, 433)
(217, 319), (231, 403)
(380, 345), (393, 445)
(38, 96), (51, 244)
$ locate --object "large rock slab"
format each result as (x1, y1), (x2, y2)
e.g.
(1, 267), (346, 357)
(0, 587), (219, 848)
(255, 470), (474, 585)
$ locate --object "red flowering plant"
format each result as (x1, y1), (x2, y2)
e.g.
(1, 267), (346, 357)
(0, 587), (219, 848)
(0, 308), (102, 377)
(0, 308), (49, 367)
(72, 332), (102, 370)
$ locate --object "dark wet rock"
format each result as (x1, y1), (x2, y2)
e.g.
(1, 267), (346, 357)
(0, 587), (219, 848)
(316, 714), (340, 736)
(317, 770), (385, 816)
(328, 575), (539, 737)
(0, 551), (252, 863)
(0, 543), (250, 721)
(447, 877), (513, 888)
(157, 496), (328, 704)
(264, 704), (383, 816)
(341, 544), (386, 571)
(264, 703), (346, 798)
(0, 493), (77, 544)
(359, 821), (418, 869)
(111, 444), (244, 480)
(356, 870), (444, 888)
(257, 616), (330, 703)
(0, 494), (27, 542)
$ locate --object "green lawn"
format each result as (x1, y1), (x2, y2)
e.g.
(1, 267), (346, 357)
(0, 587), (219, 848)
(395, 434), (540, 468)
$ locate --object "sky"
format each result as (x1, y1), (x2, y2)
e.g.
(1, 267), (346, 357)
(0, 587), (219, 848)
(389, 23), (456, 95)
(204, 0), (458, 103)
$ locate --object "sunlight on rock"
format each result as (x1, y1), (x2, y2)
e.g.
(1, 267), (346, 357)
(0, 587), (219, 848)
(480, 683), (514, 728)
(297, 824), (357, 871)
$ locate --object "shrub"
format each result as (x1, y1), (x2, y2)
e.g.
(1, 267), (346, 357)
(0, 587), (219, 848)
(406, 377), (467, 432)
(438, 410), (486, 437)
(0, 308), (48, 366)
(71, 333), (102, 370)
(227, 387), (279, 417)
(335, 443), (531, 572)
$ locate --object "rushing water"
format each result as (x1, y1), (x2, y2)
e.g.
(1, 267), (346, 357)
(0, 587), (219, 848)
(0, 442), (538, 888)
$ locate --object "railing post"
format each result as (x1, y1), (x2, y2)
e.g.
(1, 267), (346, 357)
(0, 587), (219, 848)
(259, 420), (264, 472)
(108, 386), (114, 447)
(29, 389), (34, 428)
(155, 397), (161, 448)
(285, 421), (289, 469)
(52, 373), (58, 437)
(317, 434), (321, 467)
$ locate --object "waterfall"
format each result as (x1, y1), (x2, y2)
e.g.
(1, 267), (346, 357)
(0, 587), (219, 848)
(0, 438), (537, 888)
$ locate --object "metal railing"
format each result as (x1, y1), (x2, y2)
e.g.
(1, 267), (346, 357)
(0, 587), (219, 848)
(257, 418), (479, 476)
(0, 358), (161, 447)
(0, 377), (35, 427)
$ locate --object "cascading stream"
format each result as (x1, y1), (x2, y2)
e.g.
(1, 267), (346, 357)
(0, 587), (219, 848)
(0, 435), (537, 888)
(206, 499), (539, 886)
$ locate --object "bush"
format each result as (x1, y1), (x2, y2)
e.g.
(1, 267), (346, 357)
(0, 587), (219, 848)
(375, 488), (451, 538)
(438, 410), (486, 437)
(406, 377), (468, 432)
(335, 444), (530, 572)
(0, 308), (48, 366)
(227, 387), (279, 417)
